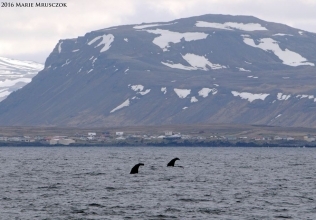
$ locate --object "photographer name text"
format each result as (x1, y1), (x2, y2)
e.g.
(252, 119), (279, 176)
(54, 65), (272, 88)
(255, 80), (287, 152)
(1, 2), (67, 7)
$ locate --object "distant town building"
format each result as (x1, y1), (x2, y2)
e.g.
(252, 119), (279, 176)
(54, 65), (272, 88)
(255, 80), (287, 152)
(59, 138), (75, 145)
(181, 135), (192, 139)
(226, 136), (237, 141)
(165, 131), (173, 136)
(116, 132), (124, 136)
(49, 138), (75, 145)
(274, 136), (283, 140)
(0, 137), (8, 141)
(24, 137), (35, 142)
(9, 137), (22, 142)
(87, 136), (94, 140)
(163, 134), (181, 140)
(49, 139), (59, 145)
(304, 135), (315, 142)
(88, 132), (96, 136)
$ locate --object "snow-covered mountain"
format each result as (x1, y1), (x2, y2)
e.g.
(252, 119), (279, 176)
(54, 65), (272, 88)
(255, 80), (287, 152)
(0, 57), (43, 101)
(0, 14), (316, 127)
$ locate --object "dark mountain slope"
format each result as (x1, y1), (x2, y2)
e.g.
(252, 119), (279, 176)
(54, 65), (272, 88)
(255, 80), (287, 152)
(0, 14), (316, 127)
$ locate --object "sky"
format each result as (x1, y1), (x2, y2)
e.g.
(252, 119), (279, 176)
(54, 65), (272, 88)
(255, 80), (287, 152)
(1, 0), (316, 63)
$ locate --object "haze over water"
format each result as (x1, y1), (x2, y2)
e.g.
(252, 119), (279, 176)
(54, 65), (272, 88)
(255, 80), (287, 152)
(0, 147), (315, 219)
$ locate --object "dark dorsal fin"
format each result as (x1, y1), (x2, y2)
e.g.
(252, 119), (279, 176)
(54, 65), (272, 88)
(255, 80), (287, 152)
(167, 158), (180, 167)
(130, 163), (144, 174)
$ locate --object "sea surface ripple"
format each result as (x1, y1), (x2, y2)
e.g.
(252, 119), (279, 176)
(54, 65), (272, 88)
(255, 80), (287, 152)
(0, 147), (316, 219)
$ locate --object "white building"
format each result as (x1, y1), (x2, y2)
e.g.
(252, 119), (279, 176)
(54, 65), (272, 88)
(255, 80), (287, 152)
(0, 137), (8, 141)
(274, 136), (283, 140)
(50, 138), (75, 145)
(88, 132), (96, 136)
(304, 135), (315, 142)
(116, 132), (124, 136)
(165, 131), (173, 136)
(59, 138), (75, 145)
(49, 139), (59, 145)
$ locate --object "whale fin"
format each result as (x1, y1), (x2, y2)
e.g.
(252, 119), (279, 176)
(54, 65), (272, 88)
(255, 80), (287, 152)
(167, 158), (180, 167)
(130, 163), (144, 174)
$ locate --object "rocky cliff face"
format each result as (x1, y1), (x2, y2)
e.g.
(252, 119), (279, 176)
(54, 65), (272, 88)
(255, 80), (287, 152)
(0, 14), (316, 127)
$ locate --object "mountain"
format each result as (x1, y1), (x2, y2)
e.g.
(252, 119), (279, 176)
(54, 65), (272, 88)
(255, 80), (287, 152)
(0, 14), (316, 127)
(0, 57), (43, 102)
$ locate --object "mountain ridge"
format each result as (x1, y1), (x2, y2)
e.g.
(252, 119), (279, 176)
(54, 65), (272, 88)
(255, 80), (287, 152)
(0, 56), (43, 102)
(0, 14), (316, 127)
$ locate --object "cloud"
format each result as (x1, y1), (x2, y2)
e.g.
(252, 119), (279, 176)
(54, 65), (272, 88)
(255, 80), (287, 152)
(0, 0), (315, 63)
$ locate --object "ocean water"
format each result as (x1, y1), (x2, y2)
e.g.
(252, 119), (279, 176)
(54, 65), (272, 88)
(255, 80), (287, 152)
(0, 147), (315, 219)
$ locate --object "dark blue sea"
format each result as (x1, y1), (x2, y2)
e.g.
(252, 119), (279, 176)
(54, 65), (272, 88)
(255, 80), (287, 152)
(0, 147), (315, 219)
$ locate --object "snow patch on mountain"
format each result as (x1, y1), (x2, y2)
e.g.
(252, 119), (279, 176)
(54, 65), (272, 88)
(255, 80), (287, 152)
(61, 59), (71, 67)
(232, 91), (269, 102)
(183, 53), (227, 70)
(110, 99), (130, 113)
(242, 36), (314, 67)
(191, 96), (198, 103)
(196, 21), (267, 31)
(162, 53), (226, 71)
(128, 84), (150, 95)
(130, 85), (144, 92)
(237, 67), (251, 72)
(133, 23), (176, 29)
(273, 33), (293, 36)
(145, 29), (208, 51)
(92, 58), (97, 66)
(88, 34), (114, 53)
(138, 89), (151, 95)
(174, 88), (191, 98)
(0, 57), (43, 102)
(297, 95), (307, 98)
(277, 93), (291, 100)
(296, 94), (316, 101)
(58, 41), (63, 53)
(275, 114), (282, 119)
(198, 88), (218, 97)
(161, 61), (196, 70)
(247, 76), (258, 78)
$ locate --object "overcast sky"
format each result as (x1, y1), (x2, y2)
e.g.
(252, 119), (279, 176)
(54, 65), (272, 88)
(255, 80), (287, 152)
(1, 0), (316, 63)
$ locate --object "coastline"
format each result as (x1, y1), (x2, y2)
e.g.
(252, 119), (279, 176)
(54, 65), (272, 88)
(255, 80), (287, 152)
(1, 139), (315, 147)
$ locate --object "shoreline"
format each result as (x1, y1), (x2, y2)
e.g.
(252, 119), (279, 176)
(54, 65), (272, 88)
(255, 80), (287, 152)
(1, 140), (315, 147)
